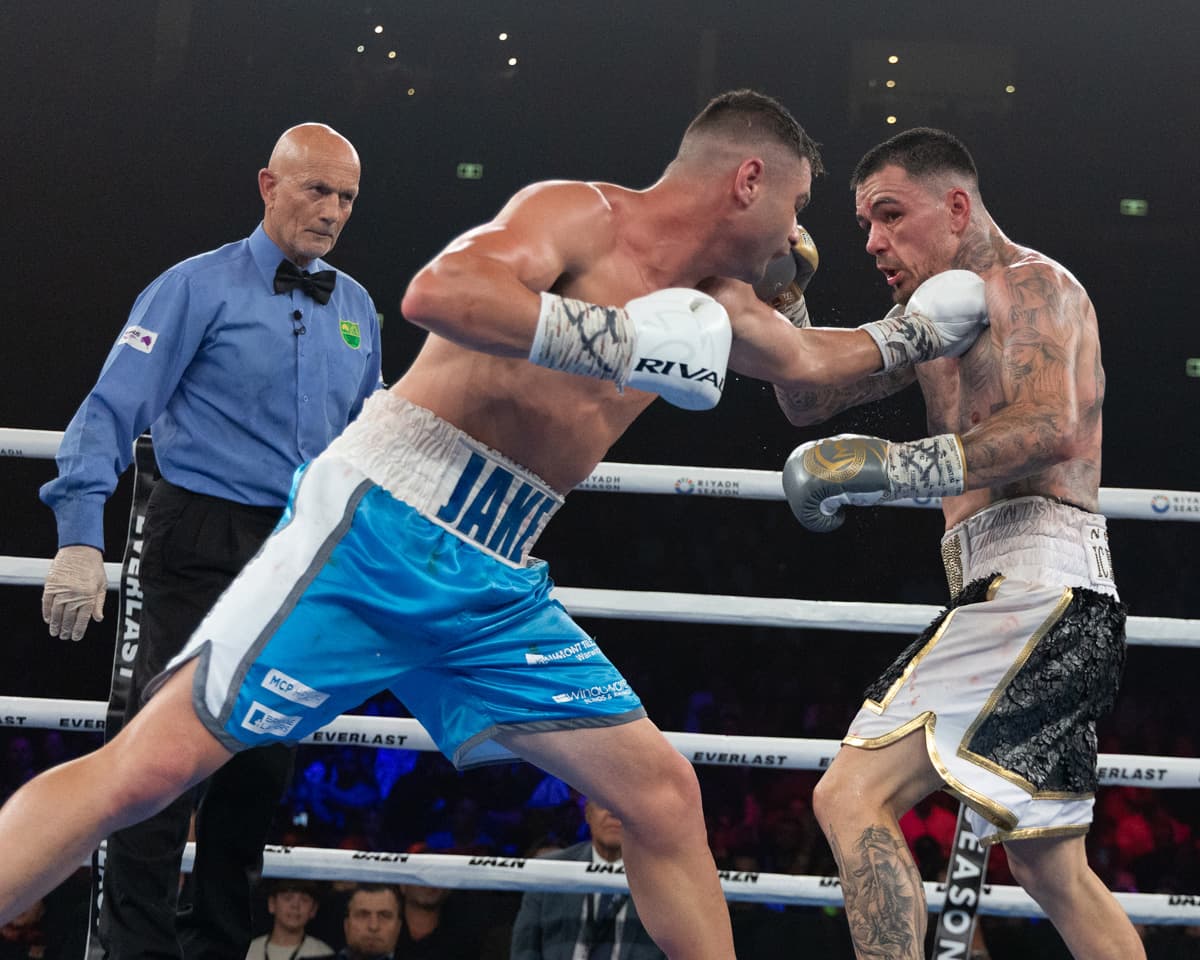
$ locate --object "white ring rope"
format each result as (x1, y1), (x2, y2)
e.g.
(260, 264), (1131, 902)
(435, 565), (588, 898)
(1, 556), (1197, 649)
(4, 427), (1199, 522)
(86, 842), (1200, 925)
(4, 695), (1195, 790)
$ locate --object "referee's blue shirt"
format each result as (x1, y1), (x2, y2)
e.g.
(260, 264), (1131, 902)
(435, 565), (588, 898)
(41, 224), (383, 550)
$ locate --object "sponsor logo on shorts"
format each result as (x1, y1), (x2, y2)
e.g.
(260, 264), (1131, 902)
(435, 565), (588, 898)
(262, 668), (329, 708)
(551, 679), (630, 705)
(1150, 495), (1170, 514)
(119, 325), (158, 354)
(240, 700), (301, 737)
(524, 639), (599, 665)
(1085, 524), (1115, 585)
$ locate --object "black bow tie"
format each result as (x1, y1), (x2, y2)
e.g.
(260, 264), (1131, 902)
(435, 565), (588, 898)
(274, 260), (336, 305)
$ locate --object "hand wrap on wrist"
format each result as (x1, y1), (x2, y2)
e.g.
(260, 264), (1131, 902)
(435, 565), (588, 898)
(886, 433), (967, 499)
(530, 292), (634, 385)
(860, 305), (942, 373)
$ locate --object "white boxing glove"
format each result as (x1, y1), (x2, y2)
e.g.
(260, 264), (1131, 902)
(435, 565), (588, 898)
(530, 288), (731, 410)
(858, 269), (988, 372)
(42, 544), (107, 641)
(623, 288), (731, 410)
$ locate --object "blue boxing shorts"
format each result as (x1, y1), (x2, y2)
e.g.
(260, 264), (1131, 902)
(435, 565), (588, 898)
(156, 391), (646, 768)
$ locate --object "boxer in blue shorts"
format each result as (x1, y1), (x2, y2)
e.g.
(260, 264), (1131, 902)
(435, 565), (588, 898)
(0, 92), (988, 958)
(160, 392), (647, 768)
(782, 128), (1143, 959)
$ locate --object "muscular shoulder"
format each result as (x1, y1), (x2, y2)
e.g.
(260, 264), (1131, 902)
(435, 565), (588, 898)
(491, 180), (619, 272)
(989, 245), (1093, 334)
(502, 180), (616, 235)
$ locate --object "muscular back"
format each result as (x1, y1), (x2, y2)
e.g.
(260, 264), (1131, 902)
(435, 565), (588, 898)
(396, 182), (669, 494)
(919, 241), (1105, 527)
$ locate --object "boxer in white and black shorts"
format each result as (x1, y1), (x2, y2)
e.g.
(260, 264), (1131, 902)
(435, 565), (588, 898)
(844, 496), (1126, 845)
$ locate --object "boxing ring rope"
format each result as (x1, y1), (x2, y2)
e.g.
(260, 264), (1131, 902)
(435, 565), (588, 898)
(1, 557), (1197, 649)
(5, 426), (1200, 522)
(3, 694), (1197, 790)
(59, 842), (1178, 926)
(4, 427), (1199, 926)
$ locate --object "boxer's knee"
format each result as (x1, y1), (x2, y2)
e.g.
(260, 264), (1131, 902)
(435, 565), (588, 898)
(100, 737), (197, 827)
(812, 751), (873, 833)
(811, 770), (841, 835)
(1004, 835), (1089, 905)
(103, 672), (230, 827)
(614, 745), (704, 845)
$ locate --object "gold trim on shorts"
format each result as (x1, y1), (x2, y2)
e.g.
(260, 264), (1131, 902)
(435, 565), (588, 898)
(980, 823), (1091, 848)
(844, 713), (1019, 831)
(845, 576), (1099, 832)
(864, 608), (962, 714)
(955, 586), (1092, 802)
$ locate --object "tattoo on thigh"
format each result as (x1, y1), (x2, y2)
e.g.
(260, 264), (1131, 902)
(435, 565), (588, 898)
(831, 826), (925, 960)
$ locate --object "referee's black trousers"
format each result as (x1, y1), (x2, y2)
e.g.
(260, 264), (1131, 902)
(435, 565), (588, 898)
(99, 480), (294, 960)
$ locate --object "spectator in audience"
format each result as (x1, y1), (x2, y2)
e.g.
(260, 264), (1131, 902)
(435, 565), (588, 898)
(393, 885), (478, 959)
(337, 886), (402, 960)
(245, 880), (333, 960)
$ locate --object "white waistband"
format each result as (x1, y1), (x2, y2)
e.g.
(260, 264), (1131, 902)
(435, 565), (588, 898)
(941, 496), (1118, 600)
(324, 391), (564, 567)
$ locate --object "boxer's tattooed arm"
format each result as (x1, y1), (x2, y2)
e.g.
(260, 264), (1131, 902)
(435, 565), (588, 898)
(886, 434), (965, 499)
(774, 367), (916, 426)
(961, 263), (1084, 487)
(830, 827), (925, 960)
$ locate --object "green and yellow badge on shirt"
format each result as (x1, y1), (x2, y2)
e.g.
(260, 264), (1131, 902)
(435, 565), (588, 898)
(339, 320), (361, 349)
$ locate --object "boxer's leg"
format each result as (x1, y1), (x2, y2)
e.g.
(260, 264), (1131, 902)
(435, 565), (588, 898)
(1004, 835), (1146, 959)
(812, 729), (944, 960)
(500, 719), (734, 960)
(0, 661), (232, 925)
